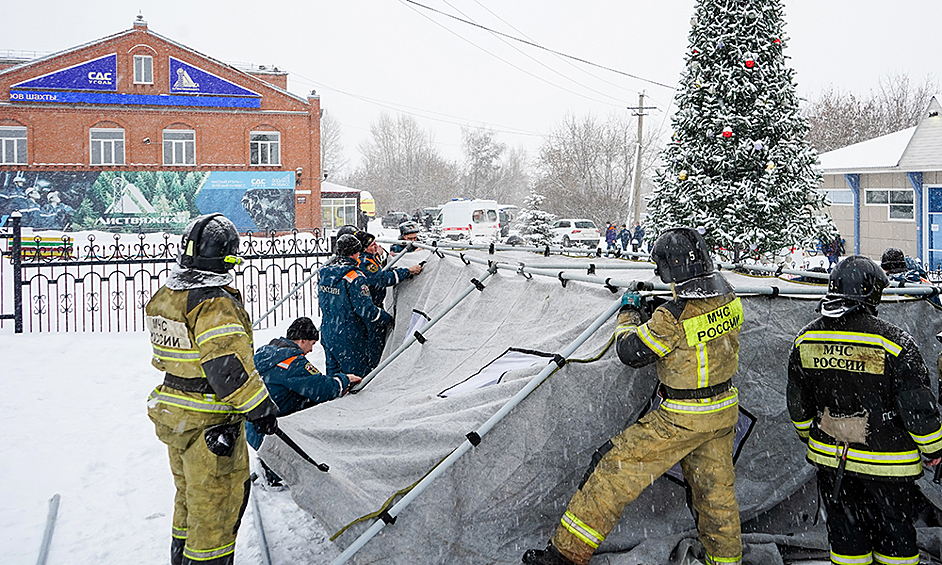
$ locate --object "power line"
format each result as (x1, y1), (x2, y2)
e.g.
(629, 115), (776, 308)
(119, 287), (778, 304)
(399, 0), (627, 108)
(402, 0), (675, 90)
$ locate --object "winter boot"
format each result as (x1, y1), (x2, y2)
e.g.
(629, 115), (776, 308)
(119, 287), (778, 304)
(522, 544), (576, 565)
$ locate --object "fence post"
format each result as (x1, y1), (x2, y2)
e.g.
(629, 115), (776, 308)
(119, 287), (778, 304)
(10, 212), (22, 334)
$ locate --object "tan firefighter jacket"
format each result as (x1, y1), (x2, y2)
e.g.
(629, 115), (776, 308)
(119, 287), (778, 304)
(615, 292), (742, 414)
(145, 284), (277, 423)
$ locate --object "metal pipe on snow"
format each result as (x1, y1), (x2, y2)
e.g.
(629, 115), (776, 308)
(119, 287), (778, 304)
(35, 493), (60, 565)
(330, 296), (627, 565)
(351, 264), (499, 393)
(250, 488), (273, 565)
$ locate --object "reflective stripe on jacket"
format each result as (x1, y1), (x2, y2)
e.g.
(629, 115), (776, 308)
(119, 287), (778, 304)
(787, 311), (942, 480)
(145, 284), (276, 420)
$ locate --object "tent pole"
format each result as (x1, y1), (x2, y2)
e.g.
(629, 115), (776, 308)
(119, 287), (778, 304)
(352, 263), (499, 392)
(330, 294), (632, 565)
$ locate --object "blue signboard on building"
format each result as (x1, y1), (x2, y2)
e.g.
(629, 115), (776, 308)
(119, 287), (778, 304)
(8, 89), (261, 108)
(12, 54), (117, 91)
(195, 171), (295, 232)
(169, 57), (260, 98)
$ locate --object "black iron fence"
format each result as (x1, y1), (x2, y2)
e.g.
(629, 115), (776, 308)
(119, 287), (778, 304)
(1, 214), (331, 333)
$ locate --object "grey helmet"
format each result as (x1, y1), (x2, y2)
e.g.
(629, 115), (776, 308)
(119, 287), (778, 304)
(178, 214), (242, 273)
(818, 255), (888, 318)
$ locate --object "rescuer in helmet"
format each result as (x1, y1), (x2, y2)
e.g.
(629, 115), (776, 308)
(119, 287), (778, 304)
(788, 255), (942, 565)
(145, 213), (279, 565)
(390, 221), (420, 254)
(523, 226), (743, 565)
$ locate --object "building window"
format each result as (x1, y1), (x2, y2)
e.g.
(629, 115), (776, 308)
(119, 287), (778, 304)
(0, 127), (27, 165)
(90, 128), (125, 165)
(134, 55), (153, 84)
(821, 189), (854, 206)
(163, 130), (195, 165)
(321, 197), (358, 231)
(250, 131), (280, 166)
(865, 188), (914, 220)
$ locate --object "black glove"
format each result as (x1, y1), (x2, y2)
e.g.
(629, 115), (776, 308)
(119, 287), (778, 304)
(251, 414), (279, 435)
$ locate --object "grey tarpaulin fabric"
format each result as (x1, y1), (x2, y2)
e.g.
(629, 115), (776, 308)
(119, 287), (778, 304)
(259, 249), (942, 564)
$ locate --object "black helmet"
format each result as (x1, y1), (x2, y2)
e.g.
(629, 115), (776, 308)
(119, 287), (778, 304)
(286, 317), (319, 342)
(819, 255), (888, 317)
(880, 247), (907, 274)
(650, 227), (714, 284)
(178, 213), (242, 273)
(335, 233), (364, 256)
(399, 221), (420, 236)
(337, 224), (375, 249)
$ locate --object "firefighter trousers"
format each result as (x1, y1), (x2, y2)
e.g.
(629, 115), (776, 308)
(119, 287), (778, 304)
(152, 415), (251, 565)
(552, 406), (742, 565)
(817, 470), (922, 565)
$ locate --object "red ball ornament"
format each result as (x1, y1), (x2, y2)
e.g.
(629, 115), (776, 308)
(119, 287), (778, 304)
(722, 127), (733, 138)
(745, 59), (755, 68)
(773, 38), (781, 44)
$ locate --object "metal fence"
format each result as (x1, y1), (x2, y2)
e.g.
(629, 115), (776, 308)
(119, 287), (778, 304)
(0, 215), (331, 333)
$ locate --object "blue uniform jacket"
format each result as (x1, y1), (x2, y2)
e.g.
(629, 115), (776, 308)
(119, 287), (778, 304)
(245, 337), (350, 449)
(359, 251), (411, 307)
(318, 257), (392, 376)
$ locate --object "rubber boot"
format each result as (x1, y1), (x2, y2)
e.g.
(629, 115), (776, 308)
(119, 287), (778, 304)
(522, 544), (576, 565)
(171, 537), (185, 565)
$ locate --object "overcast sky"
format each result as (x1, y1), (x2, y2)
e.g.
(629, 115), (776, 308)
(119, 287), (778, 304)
(3, 1), (938, 171)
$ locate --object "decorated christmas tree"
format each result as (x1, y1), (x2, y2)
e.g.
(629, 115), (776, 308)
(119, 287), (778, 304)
(647, 0), (834, 261)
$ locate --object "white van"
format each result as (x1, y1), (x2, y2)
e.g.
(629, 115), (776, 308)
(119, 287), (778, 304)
(435, 199), (501, 241)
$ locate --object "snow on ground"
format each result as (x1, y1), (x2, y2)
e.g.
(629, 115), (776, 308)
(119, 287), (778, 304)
(0, 325), (340, 565)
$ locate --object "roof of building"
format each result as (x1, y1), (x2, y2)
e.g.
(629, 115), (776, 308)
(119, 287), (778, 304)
(817, 95), (942, 174)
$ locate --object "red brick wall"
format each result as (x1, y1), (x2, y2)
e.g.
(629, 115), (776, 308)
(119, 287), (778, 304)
(0, 23), (322, 232)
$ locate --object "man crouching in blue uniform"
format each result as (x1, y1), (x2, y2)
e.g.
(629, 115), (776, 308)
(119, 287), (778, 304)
(318, 233), (393, 378)
(246, 316), (360, 485)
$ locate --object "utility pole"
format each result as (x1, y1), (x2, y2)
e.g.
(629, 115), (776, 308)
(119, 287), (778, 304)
(626, 92), (657, 226)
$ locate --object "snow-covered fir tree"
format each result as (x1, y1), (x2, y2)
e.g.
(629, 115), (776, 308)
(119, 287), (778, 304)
(518, 191), (556, 246)
(647, 0), (834, 260)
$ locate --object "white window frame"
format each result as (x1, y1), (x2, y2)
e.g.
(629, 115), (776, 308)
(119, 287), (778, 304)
(162, 129), (195, 166)
(0, 127), (28, 165)
(250, 131), (281, 166)
(90, 128), (125, 166)
(865, 188), (915, 221)
(820, 189), (854, 206)
(134, 55), (153, 84)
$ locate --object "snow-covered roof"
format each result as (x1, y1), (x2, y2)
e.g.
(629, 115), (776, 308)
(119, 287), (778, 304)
(817, 94), (942, 174)
(321, 181), (360, 194)
(816, 126), (915, 173)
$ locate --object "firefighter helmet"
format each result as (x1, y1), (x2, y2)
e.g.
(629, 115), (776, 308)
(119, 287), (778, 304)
(178, 214), (242, 273)
(650, 227), (714, 284)
(337, 225), (375, 249)
(819, 255), (888, 317)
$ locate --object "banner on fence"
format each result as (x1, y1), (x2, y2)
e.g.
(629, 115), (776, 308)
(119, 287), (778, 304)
(0, 170), (295, 234)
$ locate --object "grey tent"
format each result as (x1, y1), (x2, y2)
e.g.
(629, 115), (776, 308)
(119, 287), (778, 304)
(260, 247), (942, 564)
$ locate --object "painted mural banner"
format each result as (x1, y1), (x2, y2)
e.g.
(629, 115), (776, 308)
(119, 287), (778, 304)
(0, 170), (294, 233)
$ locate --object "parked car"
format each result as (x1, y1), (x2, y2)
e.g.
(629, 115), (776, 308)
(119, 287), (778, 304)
(550, 219), (600, 247)
(381, 211), (410, 229)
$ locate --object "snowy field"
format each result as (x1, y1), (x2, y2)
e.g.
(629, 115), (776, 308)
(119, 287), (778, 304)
(0, 323), (341, 565)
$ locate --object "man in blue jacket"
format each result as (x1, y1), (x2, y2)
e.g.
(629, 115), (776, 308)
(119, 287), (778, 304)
(245, 317), (359, 451)
(318, 234), (393, 378)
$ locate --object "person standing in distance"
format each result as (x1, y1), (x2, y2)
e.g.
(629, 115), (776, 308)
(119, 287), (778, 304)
(146, 213), (278, 565)
(523, 227), (743, 565)
(318, 233), (393, 378)
(788, 256), (942, 565)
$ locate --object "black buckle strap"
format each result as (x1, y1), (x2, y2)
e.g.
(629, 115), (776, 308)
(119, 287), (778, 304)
(163, 373), (215, 394)
(659, 380), (732, 400)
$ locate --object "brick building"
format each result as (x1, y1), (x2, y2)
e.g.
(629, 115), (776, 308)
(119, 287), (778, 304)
(0, 15), (322, 234)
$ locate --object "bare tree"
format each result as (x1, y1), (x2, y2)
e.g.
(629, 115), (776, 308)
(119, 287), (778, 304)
(459, 127), (530, 205)
(532, 112), (658, 225)
(803, 71), (937, 153)
(345, 114), (458, 213)
(320, 111), (348, 180)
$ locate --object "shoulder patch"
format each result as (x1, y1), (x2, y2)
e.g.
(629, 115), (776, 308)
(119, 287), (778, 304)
(305, 362), (319, 375)
(343, 270), (360, 283)
(360, 283), (372, 297)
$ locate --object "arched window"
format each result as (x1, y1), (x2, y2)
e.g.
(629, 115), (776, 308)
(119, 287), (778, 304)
(90, 127), (125, 165)
(250, 130), (280, 166)
(163, 126), (195, 165)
